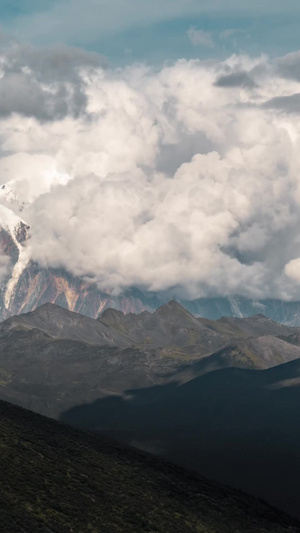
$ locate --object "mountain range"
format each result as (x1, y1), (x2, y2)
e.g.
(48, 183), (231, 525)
(1, 301), (300, 517)
(2, 203), (300, 324)
(1, 300), (300, 417)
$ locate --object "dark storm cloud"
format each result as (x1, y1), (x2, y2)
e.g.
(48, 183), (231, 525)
(276, 51), (300, 81)
(0, 40), (105, 120)
(4, 42), (105, 83)
(0, 73), (77, 120)
(263, 93), (300, 114)
(214, 71), (257, 89)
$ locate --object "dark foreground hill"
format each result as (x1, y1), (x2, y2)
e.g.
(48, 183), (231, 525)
(0, 400), (299, 533)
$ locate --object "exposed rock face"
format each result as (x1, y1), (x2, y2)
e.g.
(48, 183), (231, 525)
(3, 262), (160, 319)
(0, 205), (31, 315)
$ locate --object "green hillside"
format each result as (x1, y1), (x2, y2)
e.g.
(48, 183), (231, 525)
(0, 400), (299, 533)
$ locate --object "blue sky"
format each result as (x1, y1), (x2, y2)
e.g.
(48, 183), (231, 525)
(1, 0), (300, 64)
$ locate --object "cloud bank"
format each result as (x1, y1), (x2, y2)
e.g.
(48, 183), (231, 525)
(1, 39), (300, 299)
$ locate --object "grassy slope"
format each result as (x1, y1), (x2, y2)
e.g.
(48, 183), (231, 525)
(0, 400), (299, 533)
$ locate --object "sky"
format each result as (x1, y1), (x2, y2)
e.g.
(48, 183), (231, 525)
(1, 0), (300, 64)
(1, 1), (300, 300)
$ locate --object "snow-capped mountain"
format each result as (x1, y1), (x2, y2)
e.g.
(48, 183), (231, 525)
(0, 204), (160, 319)
(0, 205), (30, 311)
(0, 204), (29, 247)
(1, 202), (300, 324)
(0, 182), (27, 214)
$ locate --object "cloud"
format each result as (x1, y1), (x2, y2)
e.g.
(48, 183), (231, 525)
(215, 71), (257, 88)
(218, 28), (249, 48)
(219, 29), (242, 40)
(263, 93), (300, 114)
(285, 258), (300, 283)
(276, 51), (300, 81)
(187, 28), (214, 48)
(0, 39), (105, 120)
(1, 45), (300, 299)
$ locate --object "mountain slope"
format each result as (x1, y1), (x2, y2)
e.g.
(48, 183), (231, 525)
(62, 358), (300, 519)
(99, 302), (297, 350)
(213, 314), (294, 337)
(1, 303), (300, 519)
(1, 399), (299, 533)
(0, 302), (131, 346)
(1, 303), (300, 419)
(100, 300), (227, 351)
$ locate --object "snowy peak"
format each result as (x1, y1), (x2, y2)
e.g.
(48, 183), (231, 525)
(0, 204), (29, 246)
(0, 181), (26, 213)
(0, 204), (31, 310)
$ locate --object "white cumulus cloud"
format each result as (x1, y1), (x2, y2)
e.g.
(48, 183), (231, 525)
(0, 39), (300, 299)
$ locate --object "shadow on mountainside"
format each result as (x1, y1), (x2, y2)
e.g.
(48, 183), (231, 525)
(61, 359), (300, 519)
